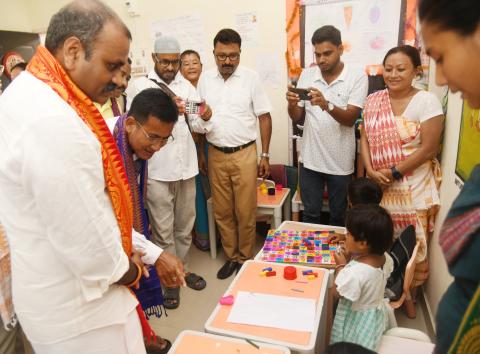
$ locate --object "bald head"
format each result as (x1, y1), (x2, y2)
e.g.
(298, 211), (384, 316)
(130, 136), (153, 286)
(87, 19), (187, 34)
(45, 0), (131, 59)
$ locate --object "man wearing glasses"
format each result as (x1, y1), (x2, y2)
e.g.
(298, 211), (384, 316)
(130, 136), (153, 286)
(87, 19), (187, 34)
(127, 36), (210, 310)
(193, 28), (273, 279)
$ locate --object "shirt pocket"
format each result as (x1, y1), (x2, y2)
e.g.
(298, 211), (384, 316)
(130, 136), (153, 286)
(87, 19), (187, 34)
(228, 90), (251, 115)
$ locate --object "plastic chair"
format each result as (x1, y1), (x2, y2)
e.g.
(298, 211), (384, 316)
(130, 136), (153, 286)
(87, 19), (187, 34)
(269, 164), (288, 187)
(379, 328), (434, 354)
(389, 242), (419, 318)
(383, 327), (431, 343)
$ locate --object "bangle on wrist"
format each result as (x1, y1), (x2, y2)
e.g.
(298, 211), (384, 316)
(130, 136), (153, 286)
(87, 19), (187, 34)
(260, 152), (270, 159)
(126, 263), (142, 288)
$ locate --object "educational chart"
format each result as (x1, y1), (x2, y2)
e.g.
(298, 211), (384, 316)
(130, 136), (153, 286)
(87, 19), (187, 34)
(151, 14), (206, 60)
(455, 100), (480, 181)
(303, 0), (402, 72)
(261, 229), (339, 267)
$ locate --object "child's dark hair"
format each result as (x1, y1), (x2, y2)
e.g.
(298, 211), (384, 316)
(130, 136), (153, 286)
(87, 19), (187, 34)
(326, 342), (376, 354)
(346, 204), (393, 255)
(348, 178), (383, 206)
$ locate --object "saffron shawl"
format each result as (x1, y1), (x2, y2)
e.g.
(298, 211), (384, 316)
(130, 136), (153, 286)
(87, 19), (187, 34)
(0, 223), (15, 330)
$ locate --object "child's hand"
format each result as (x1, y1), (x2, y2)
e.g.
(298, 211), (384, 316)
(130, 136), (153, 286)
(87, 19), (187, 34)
(334, 244), (350, 265)
(328, 233), (346, 243)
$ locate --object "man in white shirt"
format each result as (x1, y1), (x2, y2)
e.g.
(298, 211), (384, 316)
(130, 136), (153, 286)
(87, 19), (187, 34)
(0, 1), (184, 353)
(193, 29), (273, 279)
(127, 36), (210, 310)
(287, 25), (368, 227)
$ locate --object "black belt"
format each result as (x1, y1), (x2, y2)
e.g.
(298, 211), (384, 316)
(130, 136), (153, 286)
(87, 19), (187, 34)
(210, 140), (255, 154)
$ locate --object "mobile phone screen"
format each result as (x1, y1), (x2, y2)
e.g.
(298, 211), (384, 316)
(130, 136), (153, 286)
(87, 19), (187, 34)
(289, 87), (310, 100)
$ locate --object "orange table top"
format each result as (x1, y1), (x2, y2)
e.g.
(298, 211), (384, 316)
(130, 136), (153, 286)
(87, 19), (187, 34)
(257, 188), (290, 207)
(205, 260), (329, 351)
(169, 330), (290, 354)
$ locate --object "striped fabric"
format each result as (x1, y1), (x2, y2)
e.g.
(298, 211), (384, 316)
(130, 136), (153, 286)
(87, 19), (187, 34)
(0, 224), (16, 330)
(364, 89), (426, 259)
(331, 298), (388, 351)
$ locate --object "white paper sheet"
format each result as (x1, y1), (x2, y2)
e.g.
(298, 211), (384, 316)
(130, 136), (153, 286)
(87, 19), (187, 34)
(227, 291), (316, 332)
(151, 14), (206, 60)
(303, 0), (402, 68)
(235, 12), (258, 47)
(256, 54), (281, 88)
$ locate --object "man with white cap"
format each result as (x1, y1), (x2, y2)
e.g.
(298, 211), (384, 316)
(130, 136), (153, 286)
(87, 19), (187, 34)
(127, 36), (210, 310)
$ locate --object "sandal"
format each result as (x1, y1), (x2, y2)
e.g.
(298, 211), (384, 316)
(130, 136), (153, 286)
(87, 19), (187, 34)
(185, 272), (207, 290)
(163, 287), (180, 309)
(145, 336), (172, 354)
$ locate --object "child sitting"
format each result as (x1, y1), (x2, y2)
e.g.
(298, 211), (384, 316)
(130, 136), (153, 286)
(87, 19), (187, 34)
(347, 177), (383, 207)
(331, 204), (394, 351)
(329, 178), (383, 243)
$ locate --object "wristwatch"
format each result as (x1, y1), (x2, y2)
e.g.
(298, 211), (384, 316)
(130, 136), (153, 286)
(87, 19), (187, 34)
(327, 101), (334, 112)
(260, 152), (271, 159)
(391, 166), (403, 180)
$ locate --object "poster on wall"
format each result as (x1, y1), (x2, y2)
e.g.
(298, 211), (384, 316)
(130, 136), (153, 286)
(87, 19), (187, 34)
(235, 12), (259, 47)
(151, 14), (206, 60)
(455, 101), (480, 181)
(302, 0), (403, 73)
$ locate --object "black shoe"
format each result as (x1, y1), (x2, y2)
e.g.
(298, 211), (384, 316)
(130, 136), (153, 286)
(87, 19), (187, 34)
(217, 261), (238, 279)
(236, 262), (244, 274)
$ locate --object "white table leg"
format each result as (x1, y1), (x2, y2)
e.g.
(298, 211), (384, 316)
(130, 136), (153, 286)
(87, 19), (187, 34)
(206, 198), (217, 259)
(273, 207), (282, 229)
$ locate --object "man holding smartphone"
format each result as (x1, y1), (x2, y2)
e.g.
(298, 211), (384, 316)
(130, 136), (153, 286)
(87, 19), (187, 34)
(286, 25), (368, 226)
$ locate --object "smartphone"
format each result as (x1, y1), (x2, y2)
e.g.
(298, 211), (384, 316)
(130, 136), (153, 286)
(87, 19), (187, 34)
(289, 87), (311, 100)
(185, 100), (205, 115)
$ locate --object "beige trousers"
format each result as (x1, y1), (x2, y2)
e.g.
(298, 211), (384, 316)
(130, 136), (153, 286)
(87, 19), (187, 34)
(208, 144), (257, 262)
(147, 177), (196, 271)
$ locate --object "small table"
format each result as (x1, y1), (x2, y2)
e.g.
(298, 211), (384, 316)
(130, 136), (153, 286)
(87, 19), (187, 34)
(257, 188), (291, 229)
(206, 188), (291, 259)
(167, 330), (291, 354)
(204, 260), (329, 354)
(253, 221), (346, 350)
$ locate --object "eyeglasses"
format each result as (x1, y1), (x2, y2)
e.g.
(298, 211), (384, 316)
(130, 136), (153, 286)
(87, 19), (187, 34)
(215, 53), (240, 61)
(153, 56), (181, 68)
(135, 121), (174, 147)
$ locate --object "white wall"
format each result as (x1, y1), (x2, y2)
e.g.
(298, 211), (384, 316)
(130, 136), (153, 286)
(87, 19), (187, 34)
(0, 0), (32, 32)
(424, 61), (463, 320)
(25, 0), (290, 165)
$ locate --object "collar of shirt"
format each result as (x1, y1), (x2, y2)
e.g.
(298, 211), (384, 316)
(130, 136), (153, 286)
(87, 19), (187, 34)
(313, 63), (349, 87)
(214, 65), (243, 80)
(147, 70), (184, 87)
(94, 98), (114, 118)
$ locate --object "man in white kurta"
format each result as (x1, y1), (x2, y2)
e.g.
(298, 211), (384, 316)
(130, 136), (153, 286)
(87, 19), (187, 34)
(0, 1), (183, 353)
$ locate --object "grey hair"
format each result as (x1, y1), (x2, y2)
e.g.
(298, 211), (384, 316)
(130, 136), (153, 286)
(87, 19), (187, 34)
(45, 0), (131, 60)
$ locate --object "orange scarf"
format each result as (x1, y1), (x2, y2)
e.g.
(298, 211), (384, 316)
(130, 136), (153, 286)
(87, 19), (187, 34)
(27, 46), (133, 255)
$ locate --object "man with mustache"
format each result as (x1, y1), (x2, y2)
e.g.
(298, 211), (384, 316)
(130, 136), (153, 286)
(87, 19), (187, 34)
(95, 58), (131, 119)
(127, 36), (210, 310)
(192, 28), (273, 279)
(286, 25), (368, 227)
(0, 1), (184, 353)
